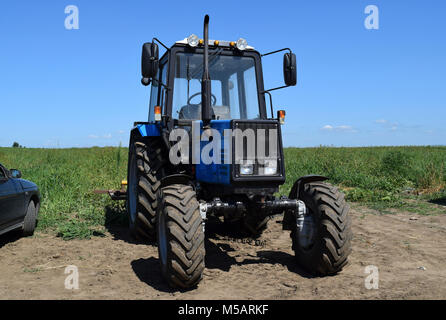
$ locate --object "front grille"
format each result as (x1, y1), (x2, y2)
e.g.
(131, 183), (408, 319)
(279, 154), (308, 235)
(232, 120), (284, 182)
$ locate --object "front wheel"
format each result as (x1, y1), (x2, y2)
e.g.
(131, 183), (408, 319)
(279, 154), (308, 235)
(290, 182), (352, 275)
(22, 201), (37, 236)
(157, 184), (205, 289)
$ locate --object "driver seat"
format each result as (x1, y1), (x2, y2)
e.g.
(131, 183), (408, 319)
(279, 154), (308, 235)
(178, 104), (217, 120)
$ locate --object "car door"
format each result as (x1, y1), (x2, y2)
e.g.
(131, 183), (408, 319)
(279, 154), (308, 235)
(0, 166), (25, 228)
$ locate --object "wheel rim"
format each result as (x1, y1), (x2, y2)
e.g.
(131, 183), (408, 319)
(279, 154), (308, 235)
(158, 210), (167, 266)
(297, 208), (317, 250)
(128, 152), (137, 223)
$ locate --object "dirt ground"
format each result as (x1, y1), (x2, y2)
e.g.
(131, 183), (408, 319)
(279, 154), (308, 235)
(0, 205), (445, 300)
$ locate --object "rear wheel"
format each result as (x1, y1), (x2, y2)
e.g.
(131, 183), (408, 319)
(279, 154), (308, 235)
(22, 201), (37, 236)
(290, 182), (352, 275)
(127, 138), (168, 242)
(157, 184), (205, 289)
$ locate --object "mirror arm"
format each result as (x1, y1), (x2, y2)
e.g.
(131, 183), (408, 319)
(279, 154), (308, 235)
(263, 85), (289, 93)
(262, 90), (274, 118)
(152, 37), (170, 51)
(261, 48), (292, 57)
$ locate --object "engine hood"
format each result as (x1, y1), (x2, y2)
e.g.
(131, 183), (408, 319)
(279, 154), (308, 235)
(18, 179), (38, 191)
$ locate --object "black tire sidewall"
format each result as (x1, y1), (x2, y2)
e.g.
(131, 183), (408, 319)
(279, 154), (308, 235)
(23, 201), (36, 236)
(127, 142), (137, 231)
(293, 187), (324, 269)
(156, 192), (170, 279)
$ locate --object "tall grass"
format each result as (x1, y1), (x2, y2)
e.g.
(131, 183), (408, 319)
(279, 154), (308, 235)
(0, 147), (127, 238)
(0, 145), (444, 238)
(282, 146), (446, 202)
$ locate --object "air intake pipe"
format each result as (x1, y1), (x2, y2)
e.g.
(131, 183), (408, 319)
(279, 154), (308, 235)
(201, 15), (212, 126)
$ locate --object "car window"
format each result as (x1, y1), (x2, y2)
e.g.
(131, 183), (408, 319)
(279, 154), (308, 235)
(0, 167), (6, 179)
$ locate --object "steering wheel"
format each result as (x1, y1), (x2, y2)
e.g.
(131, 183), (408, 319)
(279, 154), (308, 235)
(187, 92), (217, 106)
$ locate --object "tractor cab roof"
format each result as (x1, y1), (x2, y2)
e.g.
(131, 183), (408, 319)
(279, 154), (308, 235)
(175, 35), (255, 51)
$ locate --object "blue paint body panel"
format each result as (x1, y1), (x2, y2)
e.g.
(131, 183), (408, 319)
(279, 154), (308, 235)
(196, 120), (232, 185)
(136, 123), (161, 137)
(135, 121), (231, 185)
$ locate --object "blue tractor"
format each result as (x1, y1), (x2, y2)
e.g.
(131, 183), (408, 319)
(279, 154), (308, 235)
(126, 16), (352, 289)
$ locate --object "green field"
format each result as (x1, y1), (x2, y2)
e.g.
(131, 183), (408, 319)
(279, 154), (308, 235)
(1, 146), (445, 239)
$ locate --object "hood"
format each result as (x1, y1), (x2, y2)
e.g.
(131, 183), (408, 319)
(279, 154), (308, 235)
(18, 179), (38, 191)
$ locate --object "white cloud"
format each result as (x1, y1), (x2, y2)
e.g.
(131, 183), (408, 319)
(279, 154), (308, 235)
(117, 130), (125, 134)
(375, 119), (402, 132)
(44, 139), (59, 147)
(89, 133), (113, 139)
(321, 125), (357, 133)
(337, 125), (353, 130)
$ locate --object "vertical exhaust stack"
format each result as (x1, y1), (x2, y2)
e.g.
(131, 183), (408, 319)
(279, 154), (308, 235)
(201, 15), (212, 126)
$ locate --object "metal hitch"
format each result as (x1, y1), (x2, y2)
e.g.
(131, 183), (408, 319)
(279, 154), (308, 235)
(93, 180), (127, 201)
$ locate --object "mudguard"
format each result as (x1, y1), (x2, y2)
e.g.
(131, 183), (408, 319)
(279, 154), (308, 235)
(283, 175), (328, 231)
(130, 123), (161, 137)
(160, 174), (193, 189)
(289, 175), (329, 199)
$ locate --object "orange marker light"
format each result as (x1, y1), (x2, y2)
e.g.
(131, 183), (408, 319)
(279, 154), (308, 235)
(154, 106), (162, 121)
(214, 40), (220, 46)
(199, 39), (204, 45)
(230, 41), (236, 47)
(278, 110), (286, 125)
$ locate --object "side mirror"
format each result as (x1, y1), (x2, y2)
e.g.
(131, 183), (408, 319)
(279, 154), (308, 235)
(10, 169), (22, 179)
(283, 52), (297, 86)
(141, 42), (159, 80)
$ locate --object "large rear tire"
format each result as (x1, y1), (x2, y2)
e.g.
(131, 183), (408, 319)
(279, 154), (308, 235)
(157, 184), (205, 289)
(127, 137), (168, 242)
(290, 182), (352, 275)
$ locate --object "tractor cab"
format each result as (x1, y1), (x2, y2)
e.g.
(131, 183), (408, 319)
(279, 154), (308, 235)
(144, 35), (293, 123)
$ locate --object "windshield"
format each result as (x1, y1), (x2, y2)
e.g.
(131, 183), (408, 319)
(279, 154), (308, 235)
(172, 51), (260, 120)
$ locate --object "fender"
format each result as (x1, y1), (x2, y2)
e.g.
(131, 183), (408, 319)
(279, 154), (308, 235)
(160, 174), (193, 189)
(283, 175), (328, 231)
(130, 122), (161, 138)
(289, 175), (329, 199)
(130, 123), (172, 151)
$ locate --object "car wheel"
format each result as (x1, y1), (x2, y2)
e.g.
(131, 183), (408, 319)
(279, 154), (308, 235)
(22, 201), (37, 236)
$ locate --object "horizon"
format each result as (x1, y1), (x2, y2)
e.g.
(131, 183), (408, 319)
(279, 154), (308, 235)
(2, 144), (446, 150)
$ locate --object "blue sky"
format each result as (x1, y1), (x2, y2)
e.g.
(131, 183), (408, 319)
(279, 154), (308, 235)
(0, 0), (445, 148)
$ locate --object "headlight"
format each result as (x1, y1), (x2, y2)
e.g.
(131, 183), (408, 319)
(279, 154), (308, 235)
(236, 38), (248, 51)
(187, 34), (199, 47)
(240, 163), (254, 175)
(263, 160), (277, 175)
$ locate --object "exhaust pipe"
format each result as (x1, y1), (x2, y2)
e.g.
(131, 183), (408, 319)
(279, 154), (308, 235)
(201, 15), (212, 126)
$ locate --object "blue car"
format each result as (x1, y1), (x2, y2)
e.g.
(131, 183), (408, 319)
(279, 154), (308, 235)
(0, 163), (40, 237)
